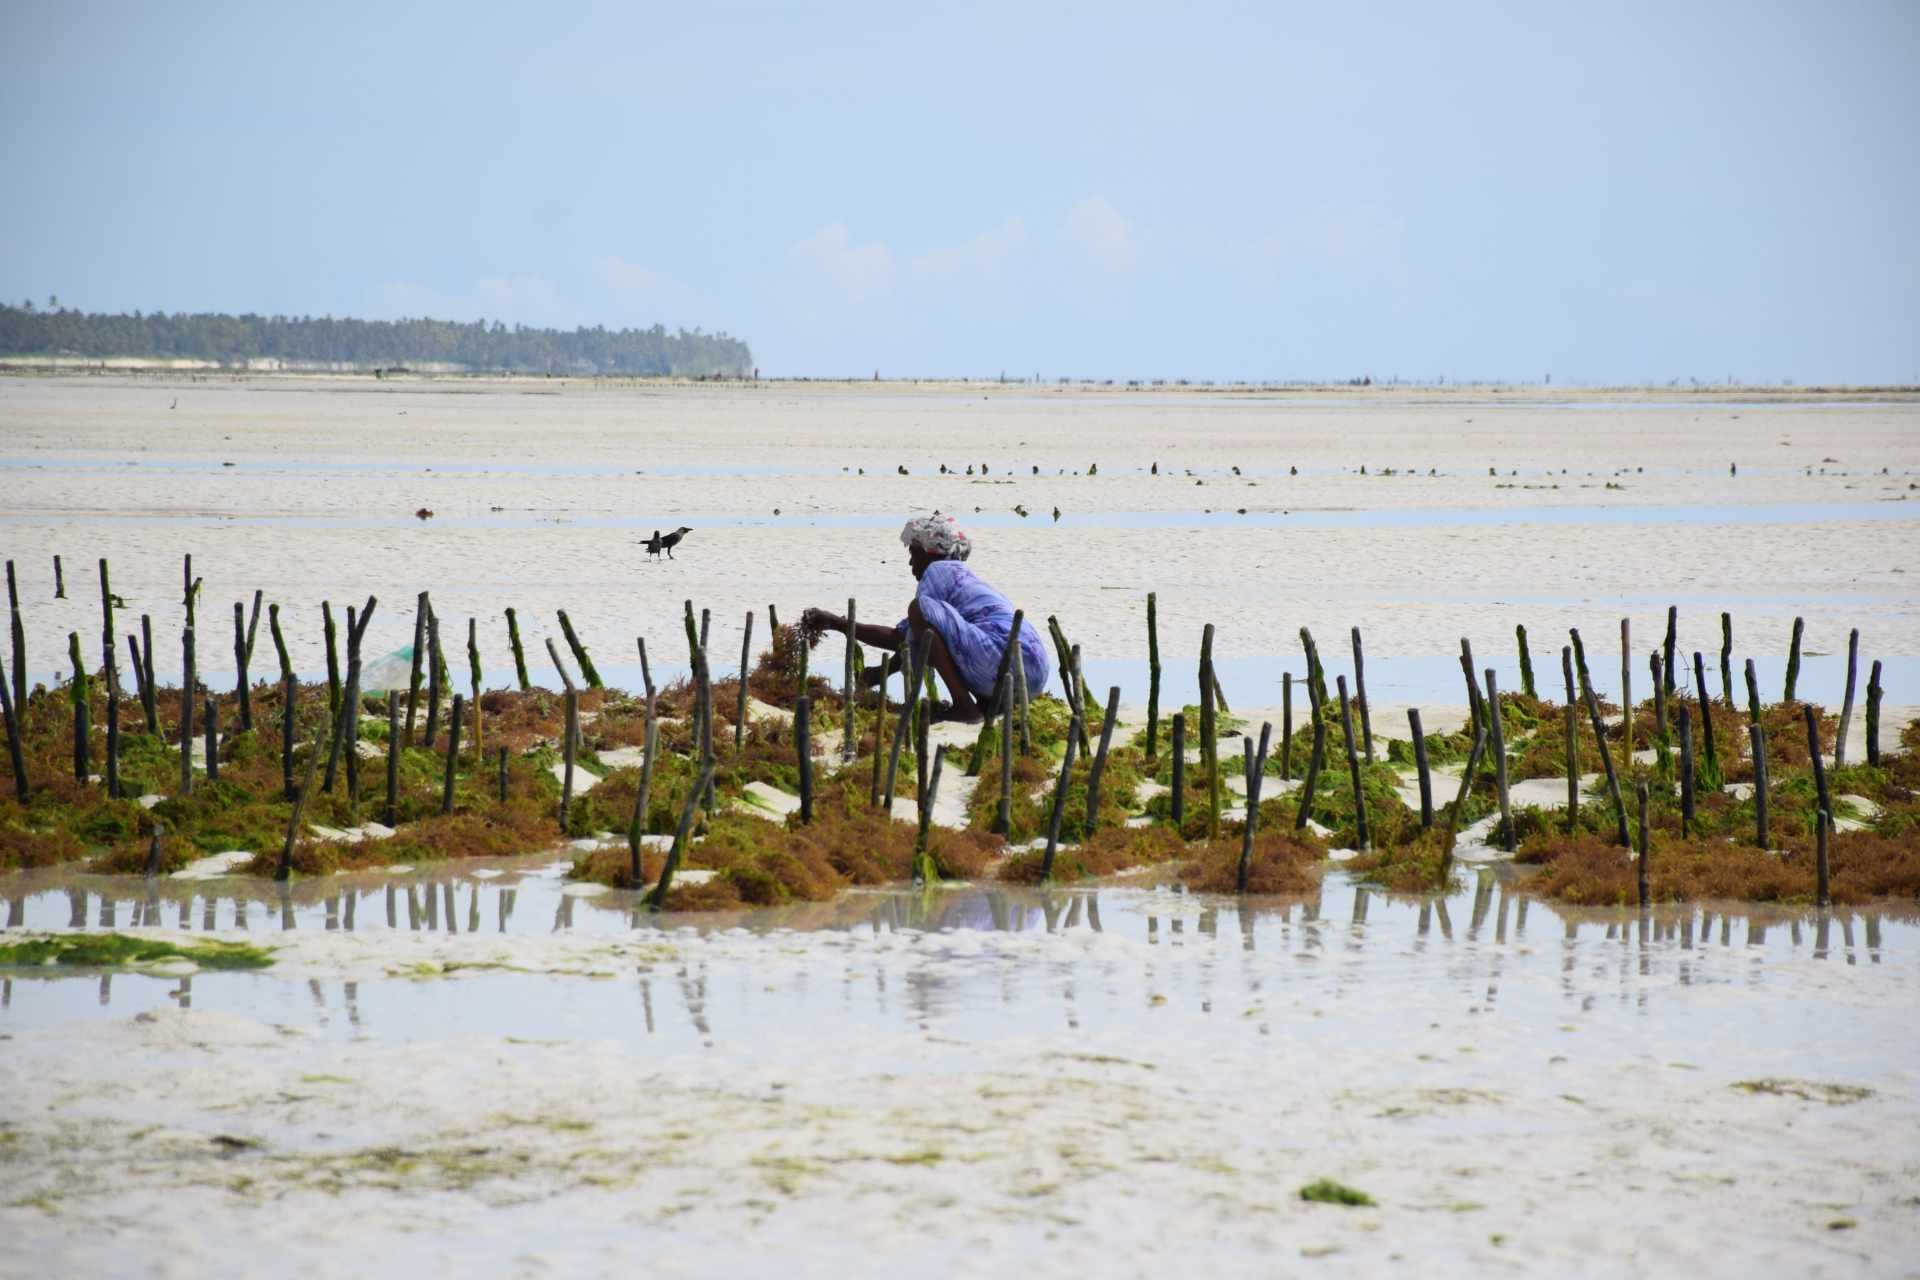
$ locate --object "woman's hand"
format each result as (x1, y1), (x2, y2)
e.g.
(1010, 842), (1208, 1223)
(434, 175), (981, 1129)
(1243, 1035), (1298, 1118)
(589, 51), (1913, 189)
(801, 608), (842, 639)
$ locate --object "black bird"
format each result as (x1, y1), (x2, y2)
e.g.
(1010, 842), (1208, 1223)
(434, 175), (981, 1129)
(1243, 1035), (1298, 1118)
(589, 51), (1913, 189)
(647, 526), (693, 560)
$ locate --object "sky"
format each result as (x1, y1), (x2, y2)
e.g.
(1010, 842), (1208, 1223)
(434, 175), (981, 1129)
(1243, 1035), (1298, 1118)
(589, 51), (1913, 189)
(2, 0), (1916, 383)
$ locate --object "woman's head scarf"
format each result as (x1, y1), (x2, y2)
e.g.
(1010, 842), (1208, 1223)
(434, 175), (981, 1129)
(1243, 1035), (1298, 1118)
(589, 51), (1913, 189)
(900, 513), (972, 561)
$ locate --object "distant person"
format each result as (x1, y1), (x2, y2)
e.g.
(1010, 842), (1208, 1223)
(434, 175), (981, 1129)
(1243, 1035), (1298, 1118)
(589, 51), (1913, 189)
(803, 515), (1048, 723)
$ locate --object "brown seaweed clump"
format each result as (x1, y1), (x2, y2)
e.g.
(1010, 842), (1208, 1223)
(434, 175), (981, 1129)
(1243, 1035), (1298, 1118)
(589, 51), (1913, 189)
(997, 823), (1189, 884)
(1343, 825), (1459, 894)
(1522, 831), (1920, 907)
(1177, 827), (1327, 894)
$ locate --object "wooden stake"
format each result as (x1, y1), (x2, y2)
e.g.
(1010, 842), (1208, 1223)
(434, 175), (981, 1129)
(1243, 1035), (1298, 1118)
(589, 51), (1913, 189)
(914, 745), (947, 881)
(1570, 629), (1630, 846)
(735, 610), (753, 753)
(1678, 705), (1696, 836)
(795, 695), (814, 825)
(1170, 712), (1186, 830)
(994, 677), (1013, 836)
(1748, 722), (1769, 848)
(1650, 650), (1669, 772)
(1692, 651), (1719, 788)
(0, 648), (26, 801)
(141, 613), (159, 733)
(698, 635), (715, 809)
(498, 745), (509, 804)
(276, 729), (324, 881)
(543, 636), (576, 693)
(1662, 605), (1677, 696)
(98, 558), (117, 702)
(557, 610), (603, 688)
(1013, 623), (1031, 755)
(1635, 781), (1650, 909)
(281, 671), (296, 800)
(1201, 623), (1220, 840)
(1744, 656), (1761, 726)
(1337, 675), (1368, 850)
(1236, 723), (1273, 892)
(1517, 624), (1537, 698)
(647, 759), (716, 911)
(1486, 668), (1512, 851)
(1352, 626), (1374, 763)
(560, 687), (578, 830)
(180, 626), (195, 797)
(322, 601), (341, 727)
(233, 601), (252, 733)
(442, 694), (463, 815)
(1459, 646), (1485, 738)
(1408, 708), (1433, 829)
(68, 632), (90, 783)
(424, 611), (445, 747)
(6, 560), (24, 716)
(1281, 672), (1294, 781)
(105, 656), (120, 799)
(1562, 645), (1577, 830)
(1834, 628), (1859, 768)
(868, 644), (891, 806)
(1784, 616), (1805, 702)
(1444, 727), (1487, 856)
(1146, 592), (1162, 762)
(1040, 704), (1083, 882)
(1719, 611), (1734, 704)
(504, 606), (531, 691)
(203, 697), (218, 782)
(1804, 704), (1831, 834)
(1865, 659), (1883, 765)
(467, 617), (483, 759)
(1082, 686), (1121, 839)
(1619, 617), (1632, 756)
(628, 673), (656, 873)
(53, 554), (65, 599)
(842, 598), (857, 762)
(1294, 720), (1327, 832)
(883, 630), (933, 810)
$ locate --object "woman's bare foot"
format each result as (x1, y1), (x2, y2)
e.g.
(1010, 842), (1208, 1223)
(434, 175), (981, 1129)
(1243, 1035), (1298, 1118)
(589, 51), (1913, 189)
(928, 700), (984, 725)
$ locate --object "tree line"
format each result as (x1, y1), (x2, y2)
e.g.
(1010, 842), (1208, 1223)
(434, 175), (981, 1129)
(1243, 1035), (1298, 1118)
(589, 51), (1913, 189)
(0, 299), (753, 377)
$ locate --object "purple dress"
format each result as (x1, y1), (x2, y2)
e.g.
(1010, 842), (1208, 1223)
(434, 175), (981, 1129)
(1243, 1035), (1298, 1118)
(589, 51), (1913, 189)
(897, 560), (1050, 701)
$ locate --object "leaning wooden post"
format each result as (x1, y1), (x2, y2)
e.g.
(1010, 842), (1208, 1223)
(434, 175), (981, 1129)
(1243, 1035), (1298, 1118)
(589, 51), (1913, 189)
(1561, 646), (1578, 832)
(1619, 618), (1632, 755)
(1459, 647), (1486, 739)
(0, 652), (27, 801)
(842, 598), (858, 762)
(1571, 628), (1630, 846)
(794, 695), (814, 825)
(1783, 616), (1805, 702)
(53, 554), (65, 599)
(384, 691), (400, 826)
(883, 630), (933, 810)
(104, 655), (120, 799)
(1748, 722), (1769, 847)
(734, 610), (754, 754)
(868, 647), (890, 807)
(1040, 703), (1083, 882)
(1634, 781), (1651, 909)
(140, 613), (159, 733)
(275, 730), (324, 882)
(423, 610), (444, 749)
(1485, 668), (1513, 851)
(1804, 704), (1832, 833)
(1744, 657), (1762, 726)
(993, 679), (1014, 835)
(1169, 712), (1187, 830)
(1678, 706), (1696, 837)
(1815, 809), (1831, 909)
(1280, 672), (1294, 780)
(1719, 612), (1734, 704)
(914, 745), (948, 882)
(1834, 628), (1860, 767)
(6, 560), (25, 715)
(626, 659), (658, 877)
(504, 606), (531, 692)
(1236, 722), (1273, 892)
(1661, 605), (1677, 697)
(1443, 726), (1487, 855)
(1865, 660), (1883, 765)
(232, 601), (252, 733)
(280, 670), (297, 800)
(1516, 624), (1537, 699)
(497, 746), (510, 804)
(97, 557), (118, 699)
(322, 601), (341, 728)
(203, 696), (218, 782)
(179, 626), (195, 797)
(697, 637), (716, 810)
(465, 617), (483, 759)
(1408, 708), (1433, 829)
(1351, 626), (1374, 763)
(1082, 686), (1121, 839)
(1145, 592), (1162, 762)
(1336, 675), (1368, 850)
(1650, 651), (1671, 774)
(441, 694), (463, 815)
(1012, 626), (1032, 755)
(1200, 623), (1220, 840)
(1692, 651), (1720, 789)
(557, 610), (603, 688)
(559, 687), (578, 830)
(68, 632), (91, 784)
(1294, 720), (1327, 832)
(646, 760), (716, 911)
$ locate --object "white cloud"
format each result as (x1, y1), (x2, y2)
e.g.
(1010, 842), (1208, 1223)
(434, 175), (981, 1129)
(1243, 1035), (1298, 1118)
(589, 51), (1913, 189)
(1062, 197), (1140, 273)
(909, 216), (1027, 285)
(788, 222), (895, 303)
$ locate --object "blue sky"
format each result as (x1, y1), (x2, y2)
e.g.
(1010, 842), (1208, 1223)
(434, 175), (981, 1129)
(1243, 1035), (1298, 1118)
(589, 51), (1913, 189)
(3, 0), (1916, 382)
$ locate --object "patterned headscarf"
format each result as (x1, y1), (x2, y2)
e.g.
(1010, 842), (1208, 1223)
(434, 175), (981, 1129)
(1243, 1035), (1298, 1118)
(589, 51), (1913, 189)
(900, 513), (972, 561)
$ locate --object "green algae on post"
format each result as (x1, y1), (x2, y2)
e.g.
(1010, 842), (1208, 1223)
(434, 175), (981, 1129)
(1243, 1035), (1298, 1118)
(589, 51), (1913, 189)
(0, 933), (273, 971)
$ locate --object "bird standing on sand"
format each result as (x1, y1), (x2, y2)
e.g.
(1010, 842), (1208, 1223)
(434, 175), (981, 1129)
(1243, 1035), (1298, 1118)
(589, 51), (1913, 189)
(646, 527), (693, 560)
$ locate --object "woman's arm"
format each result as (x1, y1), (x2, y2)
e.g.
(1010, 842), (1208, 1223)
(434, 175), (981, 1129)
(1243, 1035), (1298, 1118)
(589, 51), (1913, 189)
(802, 608), (901, 651)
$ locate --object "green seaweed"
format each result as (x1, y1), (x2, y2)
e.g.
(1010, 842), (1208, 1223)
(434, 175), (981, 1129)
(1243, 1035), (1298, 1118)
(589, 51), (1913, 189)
(0, 933), (274, 971)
